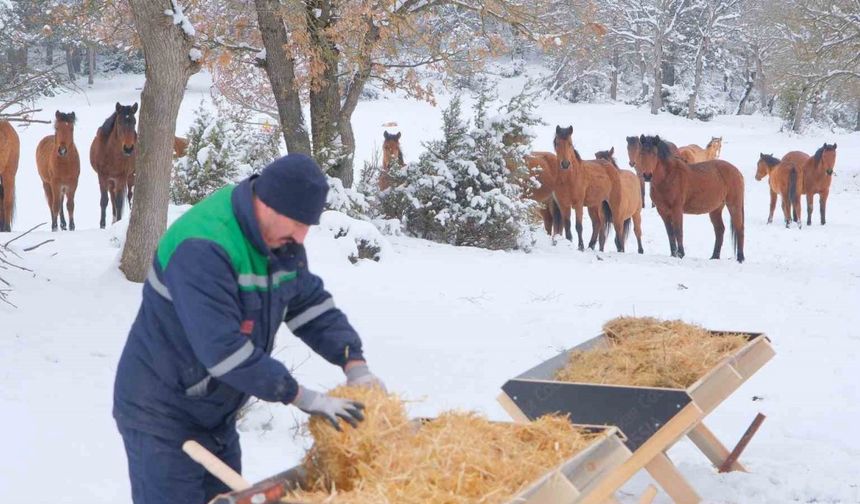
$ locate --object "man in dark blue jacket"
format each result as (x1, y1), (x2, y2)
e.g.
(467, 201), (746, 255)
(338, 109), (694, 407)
(114, 153), (384, 504)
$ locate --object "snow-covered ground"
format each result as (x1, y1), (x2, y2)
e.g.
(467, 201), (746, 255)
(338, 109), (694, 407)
(2, 71), (859, 503)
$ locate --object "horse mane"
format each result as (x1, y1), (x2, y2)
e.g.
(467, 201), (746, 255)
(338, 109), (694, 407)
(99, 112), (117, 137)
(626, 136), (639, 146)
(56, 112), (76, 124)
(813, 143), (836, 163)
(572, 148), (582, 162)
(760, 154), (780, 167)
(640, 135), (673, 161)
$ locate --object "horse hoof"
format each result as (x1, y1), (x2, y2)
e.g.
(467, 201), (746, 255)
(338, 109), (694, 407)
(51, 226), (58, 232)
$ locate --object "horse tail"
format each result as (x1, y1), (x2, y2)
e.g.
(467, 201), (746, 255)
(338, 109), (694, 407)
(550, 193), (562, 236)
(116, 183), (127, 222)
(731, 200), (744, 259)
(601, 200), (613, 239)
(789, 166), (798, 221)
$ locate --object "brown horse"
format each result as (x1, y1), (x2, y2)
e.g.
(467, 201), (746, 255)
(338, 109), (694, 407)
(677, 137), (722, 164)
(637, 135), (745, 262)
(755, 153), (802, 228)
(803, 143), (837, 226)
(626, 135), (681, 209)
(595, 147), (644, 253)
(90, 102), (137, 228)
(553, 125), (616, 251)
(36, 111), (81, 232)
(378, 130), (403, 191)
(0, 121), (19, 232)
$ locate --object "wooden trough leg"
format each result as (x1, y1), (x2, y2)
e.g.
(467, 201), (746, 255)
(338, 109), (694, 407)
(719, 413), (766, 473)
(638, 484), (658, 504)
(645, 452), (700, 504)
(687, 422), (746, 472)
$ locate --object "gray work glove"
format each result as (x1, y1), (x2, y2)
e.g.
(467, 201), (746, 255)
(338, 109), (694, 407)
(345, 362), (387, 392)
(292, 386), (365, 431)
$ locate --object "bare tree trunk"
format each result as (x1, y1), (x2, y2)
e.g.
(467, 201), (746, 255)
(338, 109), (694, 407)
(736, 69), (755, 115)
(810, 91), (821, 122)
(687, 40), (705, 119)
(87, 42), (96, 85)
(636, 30), (648, 100)
(610, 47), (619, 101)
(46, 39), (53, 65)
(121, 0), (200, 282)
(755, 50), (767, 109)
(65, 45), (76, 81)
(254, 0), (312, 156)
(791, 85), (808, 133)
(855, 99), (860, 131)
(650, 37), (663, 115)
(307, 1), (344, 180)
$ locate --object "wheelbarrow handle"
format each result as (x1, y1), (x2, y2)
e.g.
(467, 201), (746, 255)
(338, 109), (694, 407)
(182, 440), (251, 492)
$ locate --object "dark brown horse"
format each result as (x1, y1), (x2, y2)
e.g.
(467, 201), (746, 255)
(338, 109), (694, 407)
(0, 120), (19, 232)
(755, 153), (802, 228)
(36, 111), (80, 231)
(803, 143), (837, 226)
(595, 147), (644, 253)
(378, 130), (403, 191)
(553, 126), (616, 251)
(90, 102), (137, 228)
(637, 135), (745, 262)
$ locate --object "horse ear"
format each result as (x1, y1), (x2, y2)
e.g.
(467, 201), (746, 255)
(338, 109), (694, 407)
(131, 103), (139, 114)
(833, 143), (837, 149)
(115, 102), (122, 113)
(639, 134), (646, 143)
(394, 132), (401, 140)
(70, 112), (76, 122)
(55, 110), (61, 119)
(555, 125), (563, 135)
(609, 146), (614, 155)
(383, 130), (391, 140)
(565, 125), (573, 135)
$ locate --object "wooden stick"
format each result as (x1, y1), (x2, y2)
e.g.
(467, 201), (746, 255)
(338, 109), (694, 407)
(719, 413), (766, 473)
(23, 239), (55, 252)
(3, 223), (46, 248)
(182, 440), (251, 491)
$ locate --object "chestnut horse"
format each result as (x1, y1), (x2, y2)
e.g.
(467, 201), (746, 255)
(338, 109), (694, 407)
(36, 111), (81, 231)
(553, 126), (616, 251)
(0, 121), (19, 232)
(637, 135), (745, 262)
(755, 153), (802, 228)
(803, 143), (837, 226)
(90, 102), (137, 228)
(678, 137), (722, 164)
(378, 130), (403, 191)
(595, 147), (644, 253)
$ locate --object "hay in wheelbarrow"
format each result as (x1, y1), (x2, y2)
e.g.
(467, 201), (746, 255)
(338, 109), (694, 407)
(554, 316), (749, 389)
(286, 386), (598, 503)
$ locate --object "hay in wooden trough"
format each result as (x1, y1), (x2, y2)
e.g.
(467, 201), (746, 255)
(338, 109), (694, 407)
(288, 386), (597, 503)
(554, 317), (749, 388)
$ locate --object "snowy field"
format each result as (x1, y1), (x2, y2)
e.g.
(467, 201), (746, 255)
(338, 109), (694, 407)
(1, 71), (859, 503)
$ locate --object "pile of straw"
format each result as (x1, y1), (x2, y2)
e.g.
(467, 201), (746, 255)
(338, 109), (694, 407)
(287, 386), (597, 503)
(554, 317), (749, 388)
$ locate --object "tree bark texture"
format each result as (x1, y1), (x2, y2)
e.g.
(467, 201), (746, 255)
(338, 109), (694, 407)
(120, 0), (199, 282)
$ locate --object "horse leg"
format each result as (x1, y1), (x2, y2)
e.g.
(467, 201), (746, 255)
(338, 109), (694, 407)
(709, 207), (725, 259)
(781, 193), (792, 229)
(587, 206), (600, 251)
(540, 205), (552, 236)
(633, 212), (644, 254)
(806, 193), (814, 226)
(640, 178), (646, 209)
(58, 187), (67, 231)
(767, 190), (776, 224)
(42, 182), (57, 231)
(98, 176), (109, 229)
(574, 205), (585, 251)
(820, 190), (828, 225)
(562, 204), (573, 243)
(672, 210), (685, 259)
(0, 173), (15, 232)
(658, 209), (676, 257)
(66, 186), (76, 231)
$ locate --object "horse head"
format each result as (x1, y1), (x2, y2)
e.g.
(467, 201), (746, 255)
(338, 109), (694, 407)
(707, 136), (723, 159)
(594, 147), (617, 168)
(54, 110), (76, 158)
(382, 130), (403, 168)
(756, 153), (779, 181)
(814, 143), (837, 176)
(114, 102), (138, 157)
(637, 135), (671, 182)
(553, 125), (576, 170)
(626, 136), (640, 168)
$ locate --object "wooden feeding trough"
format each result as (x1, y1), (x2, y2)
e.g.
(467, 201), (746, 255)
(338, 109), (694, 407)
(497, 329), (775, 504)
(185, 424), (634, 504)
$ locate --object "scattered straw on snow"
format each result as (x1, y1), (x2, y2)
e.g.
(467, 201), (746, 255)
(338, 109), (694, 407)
(554, 317), (750, 389)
